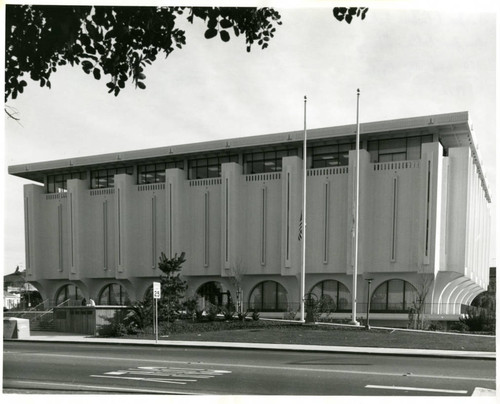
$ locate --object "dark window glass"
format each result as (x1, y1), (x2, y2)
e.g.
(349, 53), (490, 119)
(137, 161), (183, 184)
(370, 280), (417, 312)
(47, 171), (87, 193)
(90, 167), (133, 189)
(55, 284), (83, 306)
(244, 148), (297, 174)
(98, 283), (130, 305)
(196, 282), (232, 308)
(309, 280), (351, 312)
(196, 166), (208, 179)
(369, 135), (435, 163)
(249, 281), (288, 312)
(371, 282), (388, 311)
(188, 154), (238, 179)
(156, 171), (166, 183)
(311, 143), (354, 168)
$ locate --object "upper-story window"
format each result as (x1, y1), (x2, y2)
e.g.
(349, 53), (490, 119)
(46, 171), (87, 193)
(368, 134), (433, 163)
(137, 161), (184, 184)
(91, 166), (133, 189)
(311, 143), (354, 168)
(188, 155), (238, 179)
(244, 148), (298, 174)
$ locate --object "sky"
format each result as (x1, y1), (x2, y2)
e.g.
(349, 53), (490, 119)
(2, 1), (498, 276)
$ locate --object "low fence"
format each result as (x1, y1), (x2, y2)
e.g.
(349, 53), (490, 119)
(238, 302), (479, 316)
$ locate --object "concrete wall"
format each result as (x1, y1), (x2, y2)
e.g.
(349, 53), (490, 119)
(24, 142), (491, 313)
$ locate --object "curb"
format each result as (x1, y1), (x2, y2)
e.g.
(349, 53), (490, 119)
(10, 336), (496, 360)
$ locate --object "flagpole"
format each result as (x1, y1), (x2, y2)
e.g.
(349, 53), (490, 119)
(351, 89), (361, 326)
(300, 95), (307, 323)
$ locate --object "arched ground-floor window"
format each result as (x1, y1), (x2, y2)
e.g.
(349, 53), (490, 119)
(371, 279), (417, 312)
(249, 281), (288, 312)
(309, 280), (351, 311)
(196, 282), (231, 308)
(98, 283), (131, 305)
(55, 284), (83, 306)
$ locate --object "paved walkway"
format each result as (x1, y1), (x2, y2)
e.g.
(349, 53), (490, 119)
(11, 331), (496, 360)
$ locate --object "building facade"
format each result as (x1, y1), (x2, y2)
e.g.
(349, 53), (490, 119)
(9, 111), (491, 321)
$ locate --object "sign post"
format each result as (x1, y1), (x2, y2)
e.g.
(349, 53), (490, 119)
(153, 282), (161, 343)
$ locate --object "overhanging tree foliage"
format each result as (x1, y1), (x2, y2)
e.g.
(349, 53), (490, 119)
(5, 5), (368, 102)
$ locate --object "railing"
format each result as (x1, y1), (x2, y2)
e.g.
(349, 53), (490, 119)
(90, 188), (115, 196)
(137, 183), (165, 192)
(21, 299), (49, 313)
(307, 167), (348, 176)
(45, 192), (67, 200)
(30, 298), (72, 324)
(7, 298), (47, 313)
(46, 298), (77, 308)
(373, 160), (420, 171)
(245, 173), (281, 182)
(189, 178), (222, 187)
(231, 302), (484, 317)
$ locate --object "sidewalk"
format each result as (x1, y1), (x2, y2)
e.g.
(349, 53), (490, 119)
(13, 331), (496, 360)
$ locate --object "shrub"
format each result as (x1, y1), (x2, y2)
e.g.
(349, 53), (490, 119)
(459, 309), (495, 333)
(221, 304), (236, 321)
(251, 310), (260, 321)
(283, 310), (297, 320)
(99, 311), (131, 337)
(205, 303), (220, 321)
(305, 295), (336, 322)
(449, 321), (468, 333)
(426, 321), (443, 332)
(183, 296), (204, 321)
(123, 303), (149, 332)
(237, 309), (249, 321)
(112, 322), (129, 337)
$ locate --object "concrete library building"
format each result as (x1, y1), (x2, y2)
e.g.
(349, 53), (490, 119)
(9, 111), (491, 325)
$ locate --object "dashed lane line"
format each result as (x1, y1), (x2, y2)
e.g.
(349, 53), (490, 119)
(365, 385), (468, 394)
(4, 379), (198, 394)
(91, 375), (190, 385)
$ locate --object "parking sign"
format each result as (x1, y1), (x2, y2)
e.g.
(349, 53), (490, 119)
(153, 282), (161, 299)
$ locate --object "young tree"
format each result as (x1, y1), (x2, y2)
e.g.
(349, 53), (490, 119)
(5, 6), (368, 102)
(156, 251), (187, 322)
(137, 251), (188, 328)
(411, 273), (433, 329)
(228, 258), (247, 318)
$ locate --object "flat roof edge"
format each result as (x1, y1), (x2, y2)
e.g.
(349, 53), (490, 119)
(8, 111), (471, 175)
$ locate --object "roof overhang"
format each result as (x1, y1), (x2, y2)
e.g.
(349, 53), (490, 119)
(8, 111), (491, 202)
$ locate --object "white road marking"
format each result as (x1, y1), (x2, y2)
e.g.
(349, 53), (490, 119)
(365, 384), (468, 394)
(96, 365), (231, 385)
(5, 351), (495, 382)
(403, 372), (494, 382)
(5, 379), (198, 394)
(125, 371), (211, 379)
(91, 375), (189, 385)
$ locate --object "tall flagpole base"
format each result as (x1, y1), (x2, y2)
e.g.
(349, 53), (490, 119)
(349, 320), (360, 326)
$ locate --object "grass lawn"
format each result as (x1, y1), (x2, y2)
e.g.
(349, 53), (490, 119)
(128, 320), (496, 352)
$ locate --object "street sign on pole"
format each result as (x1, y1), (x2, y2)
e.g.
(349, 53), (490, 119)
(152, 282), (160, 343)
(153, 281), (161, 299)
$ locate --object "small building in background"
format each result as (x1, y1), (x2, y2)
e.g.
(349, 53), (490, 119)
(4, 267), (41, 310)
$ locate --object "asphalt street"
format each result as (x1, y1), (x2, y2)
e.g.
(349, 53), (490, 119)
(3, 341), (495, 395)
